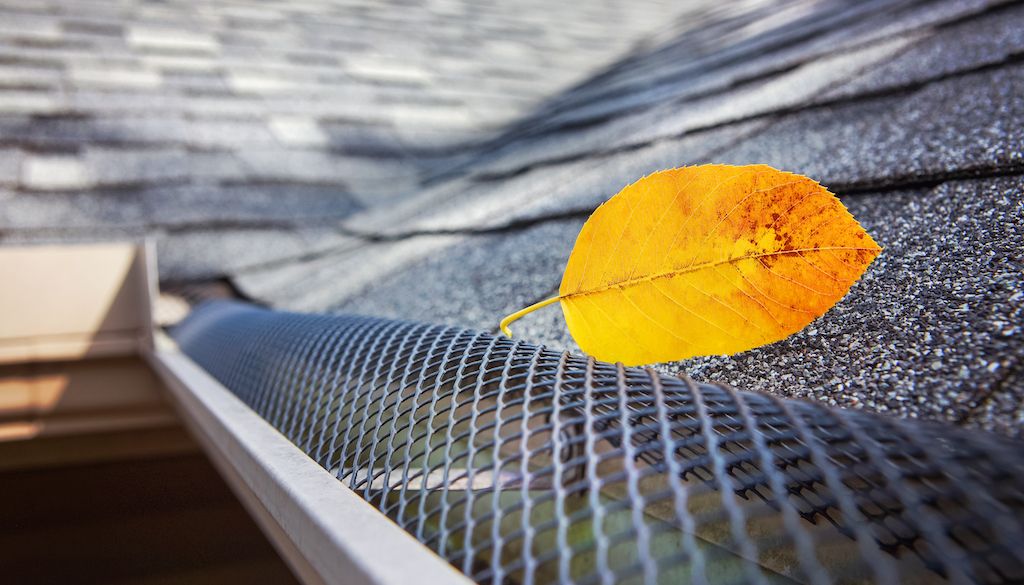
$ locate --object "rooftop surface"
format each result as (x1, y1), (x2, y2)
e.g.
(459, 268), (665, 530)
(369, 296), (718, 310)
(1, 0), (1021, 436)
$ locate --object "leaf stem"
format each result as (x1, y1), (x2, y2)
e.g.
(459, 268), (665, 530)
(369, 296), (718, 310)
(499, 295), (560, 338)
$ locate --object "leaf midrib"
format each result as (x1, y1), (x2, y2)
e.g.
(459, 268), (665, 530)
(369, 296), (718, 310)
(560, 246), (879, 299)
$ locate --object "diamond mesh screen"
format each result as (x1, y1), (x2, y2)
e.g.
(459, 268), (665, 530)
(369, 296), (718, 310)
(173, 301), (1024, 585)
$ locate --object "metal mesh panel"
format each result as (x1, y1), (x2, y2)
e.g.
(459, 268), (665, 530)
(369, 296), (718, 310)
(173, 301), (1024, 585)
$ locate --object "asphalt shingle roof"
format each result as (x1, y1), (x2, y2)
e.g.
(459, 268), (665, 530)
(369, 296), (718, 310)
(1, 0), (1021, 436)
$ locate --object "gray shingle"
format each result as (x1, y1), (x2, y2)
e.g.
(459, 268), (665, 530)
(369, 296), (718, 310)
(127, 26), (219, 52)
(0, 188), (147, 229)
(823, 1), (1024, 101)
(21, 154), (93, 191)
(0, 64), (61, 90)
(0, 148), (23, 186)
(963, 371), (1024, 436)
(0, 115), (280, 151)
(346, 119), (769, 236)
(477, 0), (1011, 178)
(0, 14), (62, 42)
(60, 19), (125, 38)
(232, 234), (460, 312)
(183, 119), (279, 149)
(233, 149), (420, 203)
(467, 11), (1023, 185)
(0, 181), (360, 234)
(0, 91), (62, 115)
(142, 183), (360, 227)
(332, 219), (580, 330)
(714, 63), (1024, 187)
(319, 121), (409, 157)
(267, 115), (330, 148)
(0, 115), (181, 149)
(68, 64), (163, 89)
(83, 147), (248, 187)
(508, 0), (938, 133)
(156, 228), (354, 281)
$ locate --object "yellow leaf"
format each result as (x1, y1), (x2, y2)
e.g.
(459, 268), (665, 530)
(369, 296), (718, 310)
(500, 164), (881, 366)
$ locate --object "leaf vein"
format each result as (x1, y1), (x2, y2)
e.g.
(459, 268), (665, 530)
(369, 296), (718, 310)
(797, 251), (846, 284)
(581, 293), (662, 359)
(625, 171), (699, 281)
(685, 180), (803, 269)
(712, 265), (787, 328)
(684, 279), (770, 337)
(727, 263), (816, 316)
(562, 246), (878, 299)
(646, 280), (737, 341)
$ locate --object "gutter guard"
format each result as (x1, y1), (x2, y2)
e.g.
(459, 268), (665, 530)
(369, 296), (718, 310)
(169, 300), (1024, 585)
(147, 333), (472, 585)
